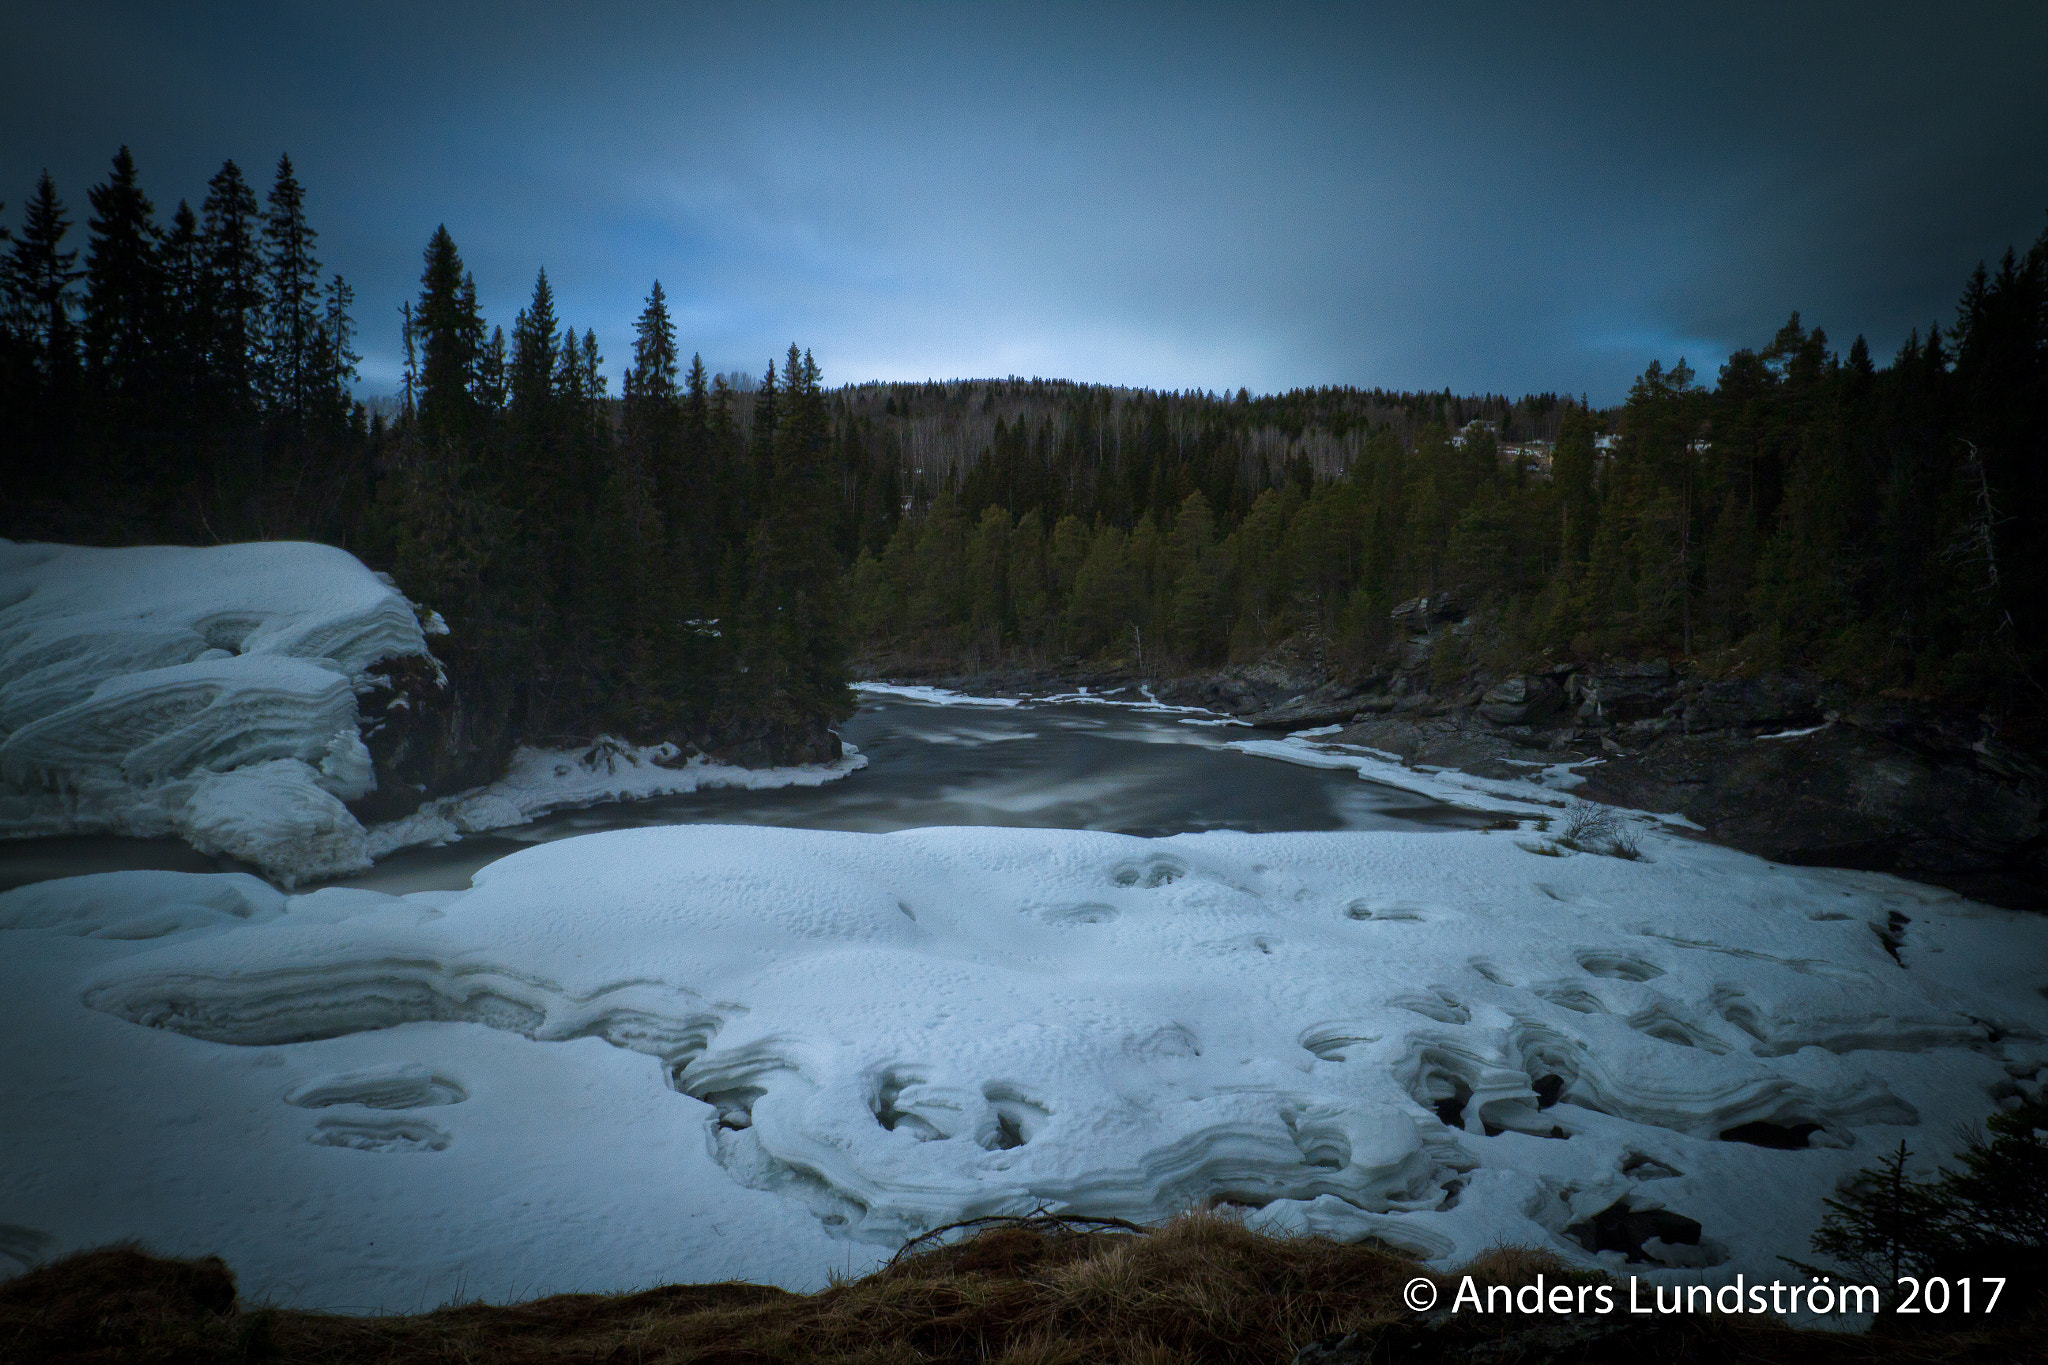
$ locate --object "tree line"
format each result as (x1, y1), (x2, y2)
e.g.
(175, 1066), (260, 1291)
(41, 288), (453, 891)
(846, 233), (2047, 716)
(5, 148), (2042, 746)
(0, 149), (851, 762)
(2, 149), (361, 545)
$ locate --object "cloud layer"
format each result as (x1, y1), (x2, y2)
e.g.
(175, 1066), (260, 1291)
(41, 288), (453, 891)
(5, 2), (2043, 403)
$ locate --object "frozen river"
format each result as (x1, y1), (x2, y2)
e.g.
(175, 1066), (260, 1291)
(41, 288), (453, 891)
(0, 690), (1485, 895)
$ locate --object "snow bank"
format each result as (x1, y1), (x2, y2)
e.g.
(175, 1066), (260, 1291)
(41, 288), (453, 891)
(0, 540), (431, 885)
(0, 543), (867, 884)
(854, 681), (1023, 707)
(365, 738), (868, 857)
(3, 820), (2041, 1310)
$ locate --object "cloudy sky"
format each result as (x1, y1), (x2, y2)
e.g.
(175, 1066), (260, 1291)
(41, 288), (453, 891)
(5, 2), (2044, 403)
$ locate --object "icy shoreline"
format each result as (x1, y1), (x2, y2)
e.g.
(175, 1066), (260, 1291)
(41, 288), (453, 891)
(362, 738), (870, 859)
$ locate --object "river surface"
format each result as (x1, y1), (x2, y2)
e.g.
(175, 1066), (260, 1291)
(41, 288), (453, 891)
(0, 693), (1482, 895)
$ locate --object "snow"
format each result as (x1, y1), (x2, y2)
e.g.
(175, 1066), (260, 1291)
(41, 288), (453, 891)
(4, 816), (2043, 1313)
(1759, 723), (1830, 741)
(1231, 730), (1622, 810)
(855, 682), (1022, 707)
(1, 542), (868, 885)
(365, 740), (869, 857)
(0, 540), (432, 885)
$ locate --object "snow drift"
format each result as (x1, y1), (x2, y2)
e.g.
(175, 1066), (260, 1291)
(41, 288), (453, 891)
(2, 820), (2041, 1310)
(0, 540), (433, 884)
(0, 541), (868, 885)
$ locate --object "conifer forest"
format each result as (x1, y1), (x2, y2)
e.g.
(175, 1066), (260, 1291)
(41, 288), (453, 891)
(4, 149), (2045, 759)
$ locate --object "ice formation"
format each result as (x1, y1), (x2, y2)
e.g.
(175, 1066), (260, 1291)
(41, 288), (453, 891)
(363, 738), (868, 859)
(0, 540), (430, 884)
(4, 818), (2042, 1311)
(0, 541), (866, 883)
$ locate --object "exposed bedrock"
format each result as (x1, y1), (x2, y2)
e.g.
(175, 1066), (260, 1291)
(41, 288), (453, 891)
(348, 647), (517, 823)
(883, 575), (2045, 909)
(1334, 652), (2044, 910)
(701, 714), (845, 770)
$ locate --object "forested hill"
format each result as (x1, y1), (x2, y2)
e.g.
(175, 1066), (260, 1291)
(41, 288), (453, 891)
(840, 242), (2048, 727)
(5, 146), (2045, 770)
(819, 379), (1577, 538)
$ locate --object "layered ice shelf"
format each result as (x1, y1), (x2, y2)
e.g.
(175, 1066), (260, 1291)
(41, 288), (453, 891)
(0, 539), (431, 883)
(0, 540), (866, 883)
(3, 820), (2042, 1311)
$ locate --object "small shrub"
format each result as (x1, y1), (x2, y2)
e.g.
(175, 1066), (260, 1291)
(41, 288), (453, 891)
(1559, 800), (1620, 848)
(1557, 800), (1644, 859)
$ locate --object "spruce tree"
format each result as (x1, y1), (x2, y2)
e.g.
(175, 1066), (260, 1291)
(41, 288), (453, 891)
(314, 272), (359, 428)
(158, 201), (205, 433)
(3, 171), (81, 382)
(81, 146), (161, 411)
(509, 268), (559, 426)
(260, 154), (322, 427)
(199, 160), (263, 419)
(412, 226), (481, 443)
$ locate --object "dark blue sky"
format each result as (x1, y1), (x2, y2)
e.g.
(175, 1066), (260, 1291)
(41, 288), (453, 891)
(6, 2), (2044, 403)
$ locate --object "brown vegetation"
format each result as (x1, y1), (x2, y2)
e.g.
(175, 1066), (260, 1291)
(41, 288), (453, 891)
(4, 1213), (2042, 1364)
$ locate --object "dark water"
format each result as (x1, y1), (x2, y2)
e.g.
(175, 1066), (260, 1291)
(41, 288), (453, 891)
(0, 693), (1481, 895)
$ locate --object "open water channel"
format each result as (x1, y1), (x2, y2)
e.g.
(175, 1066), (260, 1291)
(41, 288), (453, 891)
(0, 691), (1483, 895)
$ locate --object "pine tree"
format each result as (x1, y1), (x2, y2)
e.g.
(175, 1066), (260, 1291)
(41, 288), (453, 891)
(199, 160), (263, 419)
(477, 324), (508, 412)
(412, 226), (481, 443)
(157, 200), (205, 431)
(623, 280), (679, 405)
(509, 268), (559, 426)
(314, 272), (359, 427)
(260, 154), (322, 427)
(3, 171), (81, 383)
(81, 146), (161, 411)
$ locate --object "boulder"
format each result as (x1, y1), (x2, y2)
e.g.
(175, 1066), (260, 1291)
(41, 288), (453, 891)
(1389, 588), (1467, 635)
(1682, 675), (1823, 733)
(348, 650), (517, 823)
(1243, 691), (1366, 730)
(1479, 676), (1564, 726)
(1572, 659), (1676, 723)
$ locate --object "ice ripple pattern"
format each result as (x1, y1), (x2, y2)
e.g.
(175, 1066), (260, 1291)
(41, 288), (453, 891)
(49, 821), (2048, 1277)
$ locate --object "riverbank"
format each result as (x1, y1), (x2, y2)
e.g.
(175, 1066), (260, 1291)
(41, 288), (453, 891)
(860, 649), (2047, 913)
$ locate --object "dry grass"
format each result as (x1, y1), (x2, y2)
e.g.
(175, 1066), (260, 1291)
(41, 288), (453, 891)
(3, 1214), (2040, 1364)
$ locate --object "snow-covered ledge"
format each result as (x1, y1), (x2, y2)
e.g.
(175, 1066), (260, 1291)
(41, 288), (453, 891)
(0, 540), (434, 885)
(0, 541), (865, 886)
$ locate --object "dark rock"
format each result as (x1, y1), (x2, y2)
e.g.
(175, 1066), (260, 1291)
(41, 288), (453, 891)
(1683, 675), (1824, 733)
(1573, 717), (2047, 911)
(1244, 700), (1366, 729)
(1572, 659), (1676, 723)
(1480, 676), (1563, 727)
(348, 649), (516, 824)
(1390, 589), (1468, 635)
(703, 716), (844, 769)
(1566, 1197), (1703, 1262)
